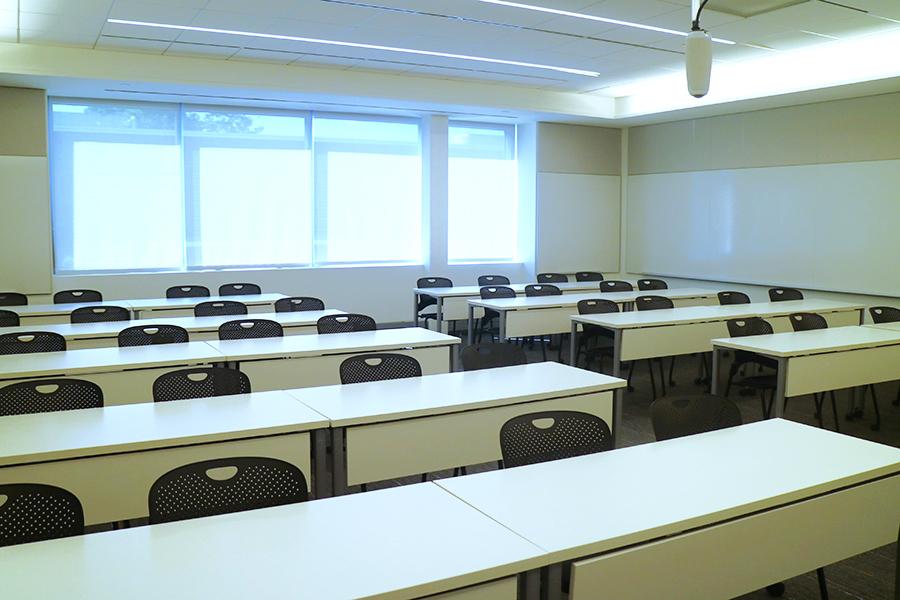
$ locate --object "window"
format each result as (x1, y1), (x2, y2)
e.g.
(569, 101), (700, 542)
(447, 122), (518, 263)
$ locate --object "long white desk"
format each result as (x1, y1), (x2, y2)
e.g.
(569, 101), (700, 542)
(208, 327), (460, 392)
(437, 420), (900, 600)
(8, 300), (135, 326)
(868, 321), (900, 332)
(128, 292), (288, 319)
(0, 483), (547, 600)
(0, 391), (329, 524)
(288, 362), (626, 495)
(711, 325), (900, 420)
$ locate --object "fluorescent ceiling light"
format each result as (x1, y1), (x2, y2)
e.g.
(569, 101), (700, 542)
(106, 18), (600, 77)
(474, 0), (735, 44)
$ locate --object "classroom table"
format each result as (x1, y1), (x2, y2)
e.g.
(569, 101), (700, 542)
(0, 342), (225, 405)
(0, 483), (548, 600)
(128, 293), (288, 319)
(0, 391), (329, 524)
(288, 362), (626, 495)
(867, 321), (900, 332)
(207, 327), (460, 392)
(437, 419), (900, 600)
(8, 300), (135, 326)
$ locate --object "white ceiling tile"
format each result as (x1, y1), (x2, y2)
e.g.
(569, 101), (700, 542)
(18, 11), (106, 33)
(95, 35), (171, 53)
(102, 20), (181, 41)
(164, 40), (239, 58)
(229, 47), (297, 65)
(109, 0), (201, 23)
(20, 0), (113, 16)
(19, 28), (98, 46)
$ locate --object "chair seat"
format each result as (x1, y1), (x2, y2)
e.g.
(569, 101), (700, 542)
(735, 350), (779, 370)
(735, 374), (777, 390)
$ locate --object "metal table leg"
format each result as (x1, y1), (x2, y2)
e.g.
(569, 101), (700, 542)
(499, 311), (508, 343)
(772, 357), (788, 418)
(466, 304), (475, 345)
(436, 297), (444, 334)
(331, 427), (348, 496)
(569, 321), (578, 366)
(711, 346), (721, 395)
(312, 429), (332, 499)
(612, 328), (623, 447)
(412, 291), (419, 328)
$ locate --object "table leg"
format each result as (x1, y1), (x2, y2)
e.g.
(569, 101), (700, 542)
(312, 429), (332, 499)
(612, 328), (623, 447)
(466, 304), (475, 346)
(412, 292), (419, 328)
(569, 321), (578, 366)
(710, 346), (721, 395)
(500, 311), (507, 343)
(332, 427), (348, 496)
(436, 297), (444, 334)
(544, 564), (563, 600)
(519, 569), (541, 600)
(772, 357), (788, 418)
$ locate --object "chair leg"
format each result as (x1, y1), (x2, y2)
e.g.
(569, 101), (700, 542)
(420, 474), (427, 482)
(866, 385), (881, 431)
(668, 355), (677, 386)
(657, 359), (667, 397)
(829, 391), (840, 433)
(816, 567), (829, 600)
(647, 360), (658, 401)
(627, 362), (635, 392)
(540, 338), (547, 361)
(813, 393), (825, 428)
(724, 362), (739, 397)
(894, 385), (899, 406)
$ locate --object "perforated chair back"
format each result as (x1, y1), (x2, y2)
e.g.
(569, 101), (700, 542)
(0, 332), (66, 355)
(118, 325), (189, 347)
(275, 297), (325, 312)
(0, 310), (19, 327)
(339, 353), (422, 384)
(218, 283), (261, 296)
(726, 317), (773, 338)
(166, 285), (210, 299)
(651, 394), (743, 441)
(600, 280), (634, 293)
(53, 289), (102, 304)
(480, 286), (516, 300)
(636, 295), (674, 311)
(718, 291), (751, 305)
(0, 379), (103, 416)
(789, 312), (828, 332)
(524, 284), (561, 297)
(637, 278), (668, 291)
(148, 457), (308, 525)
(218, 319), (284, 341)
(768, 287), (803, 302)
(461, 343), (527, 371)
(152, 367), (251, 403)
(869, 306), (900, 324)
(577, 299), (619, 315)
(536, 273), (568, 284)
(0, 483), (84, 547)
(416, 277), (453, 311)
(0, 292), (27, 306)
(477, 275), (510, 286)
(316, 313), (376, 334)
(70, 305), (130, 324)
(500, 410), (612, 469)
(194, 301), (248, 317)
(575, 271), (604, 282)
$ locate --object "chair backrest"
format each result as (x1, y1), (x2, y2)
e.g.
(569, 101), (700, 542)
(218, 283), (262, 296)
(53, 289), (102, 304)
(500, 410), (613, 469)
(869, 306), (900, 324)
(275, 296), (325, 313)
(0, 379), (103, 416)
(574, 271), (604, 282)
(148, 457), (308, 525)
(166, 285), (211, 299)
(480, 286), (516, 300)
(536, 273), (568, 284)
(316, 313), (377, 334)
(600, 280), (634, 293)
(0, 292), (27, 306)
(636, 295), (674, 311)
(726, 317), (774, 338)
(524, 284), (561, 297)
(0, 310), (20, 327)
(70, 305), (130, 324)
(218, 319), (284, 341)
(477, 275), (511, 286)
(577, 298), (619, 315)
(637, 278), (668, 291)
(152, 367), (251, 403)
(718, 291), (751, 305)
(417, 277), (453, 289)
(0, 483), (84, 547)
(651, 394), (743, 441)
(460, 343), (528, 371)
(789, 312), (828, 332)
(339, 353), (422, 384)
(768, 287), (803, 302)
(118, 325), (189, 347)
(0, 332), (66, 355)
(194, 301), (248, 317)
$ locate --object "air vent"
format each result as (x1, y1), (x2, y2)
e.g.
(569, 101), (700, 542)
(707, 0), (810, 17)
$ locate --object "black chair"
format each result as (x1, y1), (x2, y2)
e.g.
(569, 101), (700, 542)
(416, 277), (453, 330)
(536, 273), (568, 284)
(316, 313), (376, 334)
(499, 411), (613, 469)
(477, 275), (510, 286)
(218, 283), (262, 296)
(478, 286), (516, 342)
(870, 306), (900, 410)
(460, 343), (528, 371)
(768, 287), (803, 302)
(166, 285), (210, 299)
(724, 317), (778, 414)
(574, 272), (604, 282)
(524, 284), (561, 297)
(789, 312), (828, 331)
(637, 278), (668, 291)
(194, 301), (247, 317)
(148, 457), (308, 525)
(152, 367), (251, 403)
(632, 296), (676, 398)
(574, 298), (619, 369)
(218, 319), (284, 341)
(275, 297), (325, 312)
(70, 305), (130, 324)
(0, 310), (19, 327)
(339, 353), (422, 384)
(0, 292), (27, 306)
(53, 289), (102, 304)
(600, 280), (634, 293)
(651, 394), (742, 441)
(0, 379), (103, 416)
(0, 483), (84, 547)
(0, 332), (66, 355)
(118, 325), (189, 347)
(718, 291), (751, 305)
(635, 295), (674, 311)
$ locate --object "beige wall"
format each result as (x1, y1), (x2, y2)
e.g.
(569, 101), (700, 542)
(0, 86), (47, 157)
(538, 123), (620, 176)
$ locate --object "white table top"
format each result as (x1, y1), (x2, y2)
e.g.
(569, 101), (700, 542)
(0, 391), (328, 467)
(0, 483), (546, 600)
(436, 420), (900, 561)
(0, 341), (224, 379)
(5, 300), (134, 318)
(415, 282), (609, 298)
(867, 321), (900, 332)
(469, 287), (718, 311)
(207, 327), (460, 361)
(573, 299), (864, 330)
(288, 362), (626, 427)
(711, 325), (900, 357)
(127, 293), (288, 310)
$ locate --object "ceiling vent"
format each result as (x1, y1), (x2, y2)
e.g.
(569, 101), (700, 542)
(707, 0), (810, 18)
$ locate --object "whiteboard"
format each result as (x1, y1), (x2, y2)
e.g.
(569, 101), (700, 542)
(0, 156), (52, 294)
(627, 159), (900, 298)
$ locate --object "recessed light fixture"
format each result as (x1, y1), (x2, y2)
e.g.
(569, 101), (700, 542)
(473, 0), (736, 44)
(106, 18), (601, 77)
